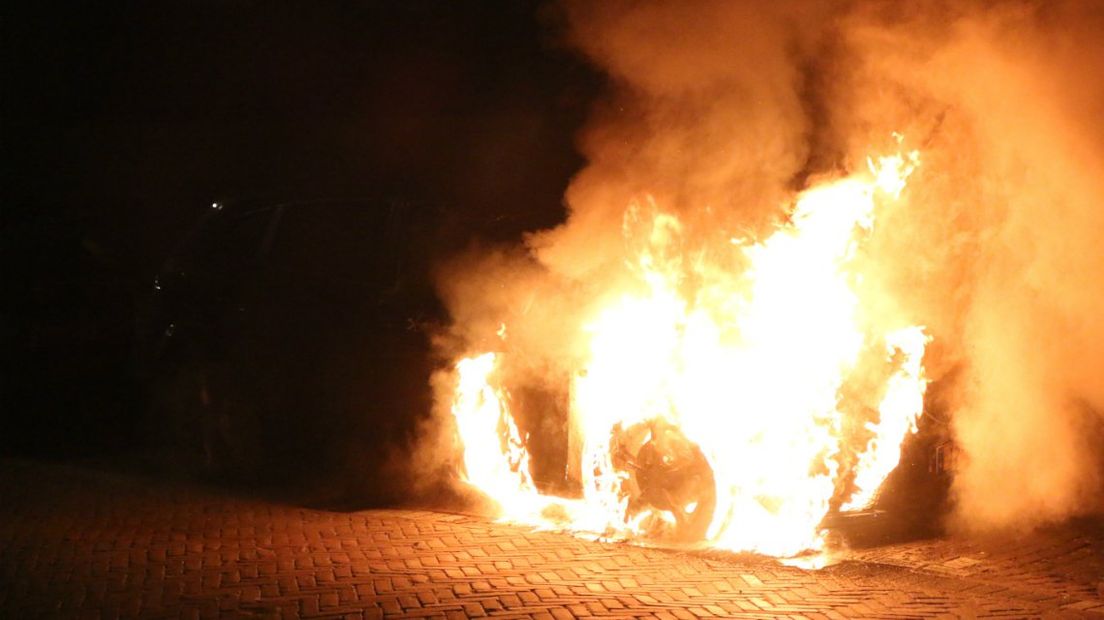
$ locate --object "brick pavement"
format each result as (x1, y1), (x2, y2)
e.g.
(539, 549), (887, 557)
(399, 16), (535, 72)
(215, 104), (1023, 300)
(1, 459), (1102, 619)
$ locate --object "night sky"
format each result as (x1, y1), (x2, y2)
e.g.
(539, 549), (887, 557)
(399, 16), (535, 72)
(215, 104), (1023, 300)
(3, 2), (598, 463)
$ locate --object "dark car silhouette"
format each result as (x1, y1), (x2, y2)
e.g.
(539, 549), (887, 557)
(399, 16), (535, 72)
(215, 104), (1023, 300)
(136, 199), (442, 496)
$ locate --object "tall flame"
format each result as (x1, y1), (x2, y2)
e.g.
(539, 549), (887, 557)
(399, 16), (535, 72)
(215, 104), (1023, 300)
(448, 147), (929, 556)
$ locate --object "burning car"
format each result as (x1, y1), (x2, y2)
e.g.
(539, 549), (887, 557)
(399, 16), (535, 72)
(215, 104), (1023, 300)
(443, 147), (954, 555)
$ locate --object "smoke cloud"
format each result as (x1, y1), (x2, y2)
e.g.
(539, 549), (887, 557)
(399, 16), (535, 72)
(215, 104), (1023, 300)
(824, 0), (1104, 530)
(428, 0), (1104, 533)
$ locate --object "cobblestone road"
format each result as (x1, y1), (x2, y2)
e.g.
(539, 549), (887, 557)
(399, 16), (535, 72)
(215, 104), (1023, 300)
(1, 459), (1101, 618)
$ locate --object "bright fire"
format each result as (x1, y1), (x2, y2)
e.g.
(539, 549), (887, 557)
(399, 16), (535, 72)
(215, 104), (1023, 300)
(448, 147), (929, 557)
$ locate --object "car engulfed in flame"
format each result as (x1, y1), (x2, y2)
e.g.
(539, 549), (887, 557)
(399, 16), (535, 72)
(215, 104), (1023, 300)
(445, 146), (934, 557)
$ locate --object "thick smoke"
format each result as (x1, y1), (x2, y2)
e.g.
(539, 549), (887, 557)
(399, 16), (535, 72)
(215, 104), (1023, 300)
(429, 0), (1104, 532)
(822, 0), (1104, 530)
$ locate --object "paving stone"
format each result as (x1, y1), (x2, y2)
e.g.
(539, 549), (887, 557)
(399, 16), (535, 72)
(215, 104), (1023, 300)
(1, 459), (1102, 618)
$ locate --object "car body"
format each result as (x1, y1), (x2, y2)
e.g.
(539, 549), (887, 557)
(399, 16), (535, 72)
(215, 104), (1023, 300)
(136, 199), (441, 495)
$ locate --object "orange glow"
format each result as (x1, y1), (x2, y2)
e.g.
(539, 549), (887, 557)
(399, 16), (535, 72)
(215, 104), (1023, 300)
(448, 147), (928, 557)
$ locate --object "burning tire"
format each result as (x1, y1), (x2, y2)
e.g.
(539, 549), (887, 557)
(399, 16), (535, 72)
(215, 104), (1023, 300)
(610, 419), (716, 543)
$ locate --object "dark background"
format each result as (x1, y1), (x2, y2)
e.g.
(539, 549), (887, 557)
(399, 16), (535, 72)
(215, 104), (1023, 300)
(3, 1), (597, 472)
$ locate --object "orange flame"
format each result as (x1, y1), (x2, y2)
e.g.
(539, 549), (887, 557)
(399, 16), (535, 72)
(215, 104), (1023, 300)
(448, 147), (928, 556)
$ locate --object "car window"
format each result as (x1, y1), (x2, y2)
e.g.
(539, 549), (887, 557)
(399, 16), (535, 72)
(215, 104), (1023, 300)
(266, 202), (401, 289)
(155, 208), (274, 314)
(176, 208), (275, 276)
